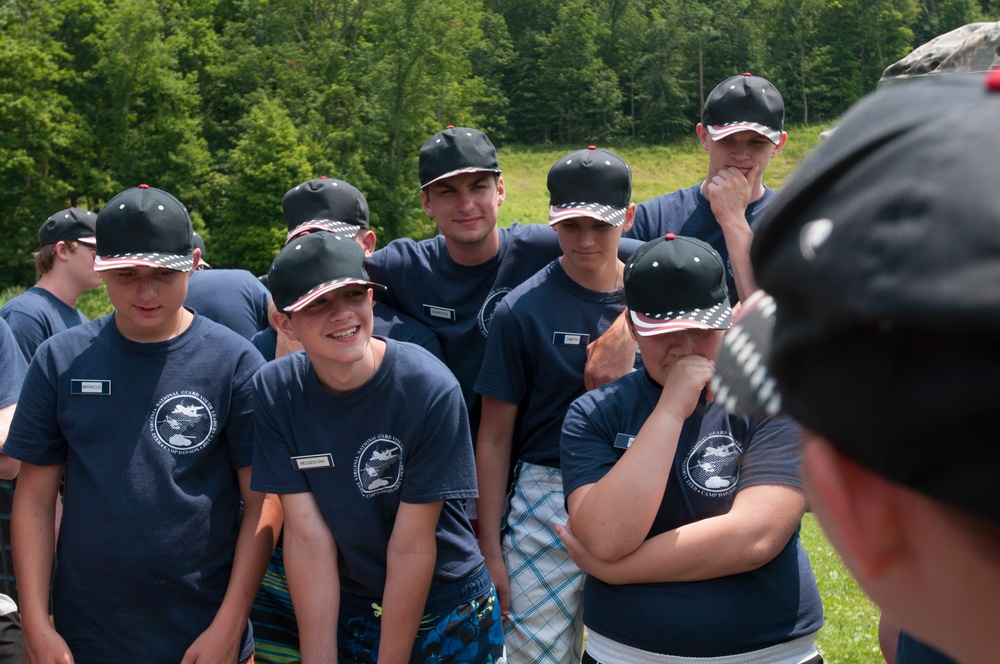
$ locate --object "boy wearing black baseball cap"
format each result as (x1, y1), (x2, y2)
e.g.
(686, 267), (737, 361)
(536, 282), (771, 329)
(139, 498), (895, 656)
(719, 71), (1000, 664)
(6, 184), (278, 663)
(0, 207), (104, 362)
(251, 232), (503, 662)
(364, 128), (643, 445)
(556, 234), (822, 663)
(474, 147), (635, 663)
(625, 73), (786, 306)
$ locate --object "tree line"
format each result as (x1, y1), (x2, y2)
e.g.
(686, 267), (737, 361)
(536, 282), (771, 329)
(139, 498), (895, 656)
(1, 0), (996, 285)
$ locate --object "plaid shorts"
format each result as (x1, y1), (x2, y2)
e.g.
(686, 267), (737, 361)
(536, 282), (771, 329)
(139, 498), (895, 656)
(338, 586), (505, 663)
(503, 462), (585, 664)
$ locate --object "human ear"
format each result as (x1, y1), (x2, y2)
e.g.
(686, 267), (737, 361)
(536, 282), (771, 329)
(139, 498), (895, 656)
(272, 310), (299, 342)
(800, 430), (906, 581)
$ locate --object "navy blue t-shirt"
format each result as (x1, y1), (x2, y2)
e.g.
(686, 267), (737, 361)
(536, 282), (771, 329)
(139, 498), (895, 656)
(251, 339), (487, 607)
(4, 312), (262, 664)
(185, 268), (271, 340)
(560, 368), (823, 656)
(0, 287), (88, 361)
(475, 259), (626, 466)
(625, 184), (777, 305)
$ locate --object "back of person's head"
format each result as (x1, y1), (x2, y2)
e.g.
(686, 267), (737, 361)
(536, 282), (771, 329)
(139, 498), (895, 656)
(701, 73), (784, 145)
(35, 207), (97, 275)
(748, 72), (1000, 526)
(547, 146), (632, 228)
(94, 184), (195, 273)
(192, 232), (212, 269)
(623, 234), (732, 336)
(281, 177), (371, 244)
(418, 126), (501, 189)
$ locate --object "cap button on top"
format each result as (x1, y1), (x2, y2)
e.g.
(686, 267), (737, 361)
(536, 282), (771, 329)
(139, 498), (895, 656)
(587, 145), (597, 150)
(139, 183), (149, 189)
(985, 69), (1000, 92)
(665, 233), (676, 240)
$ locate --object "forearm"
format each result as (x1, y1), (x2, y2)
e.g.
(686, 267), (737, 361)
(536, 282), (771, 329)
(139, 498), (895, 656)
(11, 463), (60, 631)
(475, 397), (517, 557)
(577, 485), (806, 584)
(584, 311), (637, 390)
(284, 511), (339, 662)
(569, 408), (685, 561)
(377, 536), (436, 663)
(719, 220), (757, 303)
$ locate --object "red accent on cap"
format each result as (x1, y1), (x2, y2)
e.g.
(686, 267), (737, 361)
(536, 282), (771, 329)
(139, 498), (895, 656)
(446, 125), (455, 129)
(743, 72), (752, 77)
(139, 184), (149, 189)
(318, 175), (327, 179)
(69, 206), (75, 209)
(587, 145), (597, 150)
(665, 233), (676, 240)
(986, 69), (1000, 92)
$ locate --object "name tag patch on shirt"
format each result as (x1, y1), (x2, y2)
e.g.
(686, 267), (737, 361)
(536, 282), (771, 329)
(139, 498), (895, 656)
(71, 379), (111, 396)
(292, 454), (335, 471)
(553, 332), (591, 346)
(424, 304), (456, 322)
(614, 433), (636, 450)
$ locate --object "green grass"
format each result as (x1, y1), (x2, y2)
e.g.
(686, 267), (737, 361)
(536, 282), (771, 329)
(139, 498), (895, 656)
(497, 123), (827, 226)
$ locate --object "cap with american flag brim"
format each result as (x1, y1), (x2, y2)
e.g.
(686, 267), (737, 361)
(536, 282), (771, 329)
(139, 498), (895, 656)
(624, 234), (733, 336)
(94, 185), (195, 272)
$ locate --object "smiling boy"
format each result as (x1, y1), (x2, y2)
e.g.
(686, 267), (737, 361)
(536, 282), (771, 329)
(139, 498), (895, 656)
(250, 233), (503, 662)
(474, 147), (634, 663)
(6, 184), (279, 664)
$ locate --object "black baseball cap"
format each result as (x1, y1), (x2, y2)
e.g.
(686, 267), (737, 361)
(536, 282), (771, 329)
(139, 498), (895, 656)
(268, 231), (386, 313)
(192, 232), (211, 269)
(282, 177), (370, 244)
(39, 207), (97, 247)
(418, 126), (501, 188)
(717, 71), (1000, 524)
(624, 234), (733, 336)
(547, 146), (632, 227)
(94, 184), (195, 272)
(702, 73), (784, 145)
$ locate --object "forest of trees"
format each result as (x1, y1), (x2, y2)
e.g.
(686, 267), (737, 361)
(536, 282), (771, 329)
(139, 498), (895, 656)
(1, 0), (997, 284)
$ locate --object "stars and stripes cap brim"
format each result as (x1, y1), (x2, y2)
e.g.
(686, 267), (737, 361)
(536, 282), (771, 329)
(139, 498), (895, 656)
(629, 301), (733, 336)
(707, 122), (782, 145)
(548, 203), (628, 227)
(710, 290), (780, 417)
(94, 252), (195, 273)
(285, 220), (361, 245)
(281, 278), (387, 313)
(76, 236), (97, 247)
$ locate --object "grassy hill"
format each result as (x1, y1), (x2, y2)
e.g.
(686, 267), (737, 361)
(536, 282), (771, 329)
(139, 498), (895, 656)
(497, 123), (828, 225)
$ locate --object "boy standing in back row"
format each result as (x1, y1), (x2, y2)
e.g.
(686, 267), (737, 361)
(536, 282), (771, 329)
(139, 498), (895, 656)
(475, 147), (635, 663)
(6, 184), (280, 663)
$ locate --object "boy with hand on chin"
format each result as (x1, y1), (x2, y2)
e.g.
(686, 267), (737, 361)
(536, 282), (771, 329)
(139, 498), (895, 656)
(7, 184), (279, 664)
(251, 233), (503, 663)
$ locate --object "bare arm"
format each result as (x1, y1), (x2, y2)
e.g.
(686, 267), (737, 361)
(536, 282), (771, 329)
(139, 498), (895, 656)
(567, 355), (714, 562)
(474, 396), (518, 618)
(12, 462), (72, 664)
(282, 491), (339, 663)
(583, 312), (637, 390)
(705, 166), (759, 303)
(182, 467), (282, 663)
(558, 483), (806, 583)
(0, 403), (20, 480)
(377, 500), (441, 663)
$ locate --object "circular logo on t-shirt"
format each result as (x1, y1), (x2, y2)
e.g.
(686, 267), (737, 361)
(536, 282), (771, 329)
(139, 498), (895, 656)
(354, 436), (404, 496)
(682, 432), (743, 497)
(150, 392), (217, 455)
(477, 288), (511, 337)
